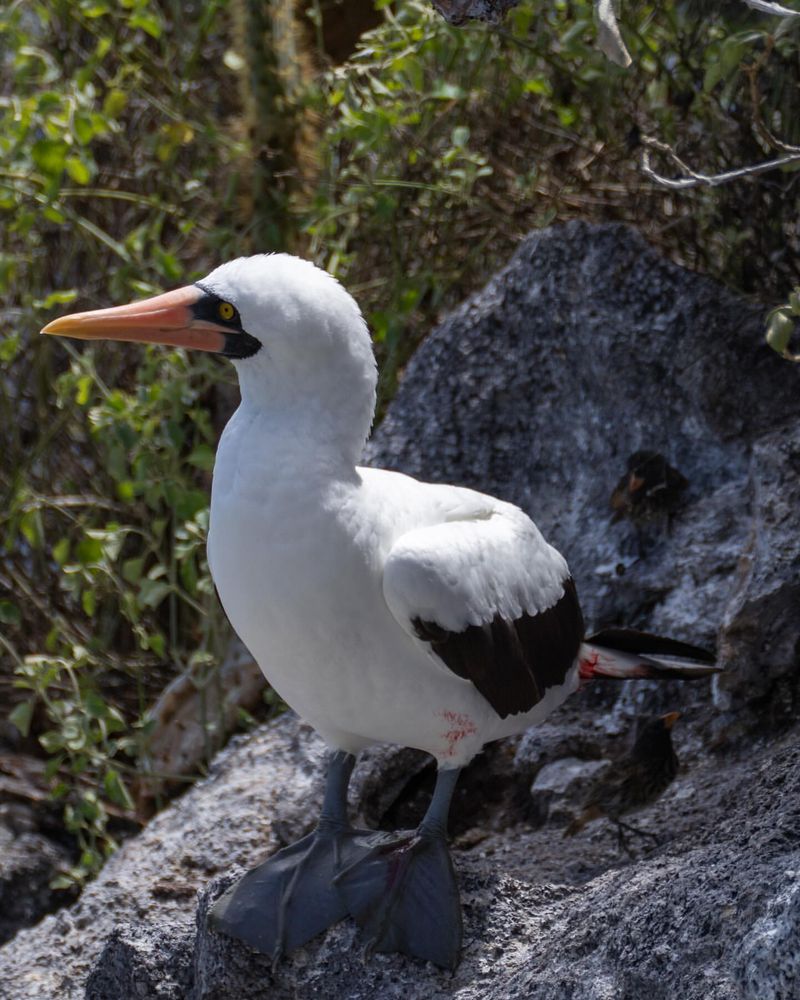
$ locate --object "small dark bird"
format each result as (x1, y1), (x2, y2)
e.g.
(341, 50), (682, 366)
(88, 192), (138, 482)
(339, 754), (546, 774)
(564, 712), (680, 847)
(610, 450), (688, 524)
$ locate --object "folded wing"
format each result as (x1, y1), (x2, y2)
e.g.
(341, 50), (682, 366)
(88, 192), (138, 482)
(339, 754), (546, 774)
(382, 502), (585, 719)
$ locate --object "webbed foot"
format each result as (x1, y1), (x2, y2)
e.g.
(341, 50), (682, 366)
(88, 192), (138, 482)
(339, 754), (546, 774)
(209, 824), (367, 961)
(334, 828), (462, 969)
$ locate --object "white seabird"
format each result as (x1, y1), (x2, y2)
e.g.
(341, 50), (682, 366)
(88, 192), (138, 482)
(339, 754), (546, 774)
(42, 254), (718, 968)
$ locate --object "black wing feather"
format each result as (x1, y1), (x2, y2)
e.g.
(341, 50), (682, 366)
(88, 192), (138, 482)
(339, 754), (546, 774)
(413, 577), (584, 719)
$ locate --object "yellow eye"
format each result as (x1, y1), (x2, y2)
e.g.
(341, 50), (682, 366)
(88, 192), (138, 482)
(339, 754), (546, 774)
(218, 301), (235, 321)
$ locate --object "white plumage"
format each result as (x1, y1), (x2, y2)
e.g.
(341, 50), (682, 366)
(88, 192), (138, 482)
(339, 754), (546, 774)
(201, 255), (580, 767)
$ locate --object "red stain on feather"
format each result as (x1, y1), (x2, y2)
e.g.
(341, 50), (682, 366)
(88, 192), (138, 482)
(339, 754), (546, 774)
(578, 651), (600, 679)
(438, 710), (477, 757)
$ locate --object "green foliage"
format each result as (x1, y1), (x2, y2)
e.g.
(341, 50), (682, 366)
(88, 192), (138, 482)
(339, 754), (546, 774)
(766, 288), (800, 361)
(0, 0), (240, 883)
(305, 1), (800, 399)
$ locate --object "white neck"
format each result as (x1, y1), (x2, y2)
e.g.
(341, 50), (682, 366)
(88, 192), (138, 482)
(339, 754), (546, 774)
(233, 343), (377, 470)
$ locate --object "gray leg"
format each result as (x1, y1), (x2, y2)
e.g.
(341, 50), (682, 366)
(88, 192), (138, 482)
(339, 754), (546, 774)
(335, 766), (463, 969)
(209, 750), (366, 962)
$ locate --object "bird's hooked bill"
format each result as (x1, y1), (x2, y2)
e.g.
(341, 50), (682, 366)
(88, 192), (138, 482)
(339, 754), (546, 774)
(40, 285), (226, 353)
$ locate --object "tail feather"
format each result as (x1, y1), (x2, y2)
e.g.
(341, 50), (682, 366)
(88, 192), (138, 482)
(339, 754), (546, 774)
(579, 629), (720, 681)
(587, 628), (715, 663)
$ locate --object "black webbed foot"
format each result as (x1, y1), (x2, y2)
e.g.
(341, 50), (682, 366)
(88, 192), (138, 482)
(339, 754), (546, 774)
(209, 824), (368, 962)
(334, 828), (462, 969)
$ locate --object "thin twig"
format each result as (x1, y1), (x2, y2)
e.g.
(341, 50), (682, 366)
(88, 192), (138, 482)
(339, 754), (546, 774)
(744, 47), (800, 154)
(639, 134), (800, 189)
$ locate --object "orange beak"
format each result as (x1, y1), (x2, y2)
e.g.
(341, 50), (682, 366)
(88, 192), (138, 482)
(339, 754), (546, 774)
(661, 711), (680, 730)
(40, 285), (226, 353)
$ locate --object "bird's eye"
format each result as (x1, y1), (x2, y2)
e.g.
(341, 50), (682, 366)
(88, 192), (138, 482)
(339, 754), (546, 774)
(218, 301), (236, 321)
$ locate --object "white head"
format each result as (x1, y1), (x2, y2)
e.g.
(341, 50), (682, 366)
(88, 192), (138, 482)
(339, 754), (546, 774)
(42, 253), (378, 465)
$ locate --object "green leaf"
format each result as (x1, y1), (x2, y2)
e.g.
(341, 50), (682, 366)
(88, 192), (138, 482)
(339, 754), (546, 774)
(0, 334), (21, 364)
(153, 248), (182, 281)
(72, 112), (96, 146)
(50, 874), (77, 891)
(430, 82), (465, 101)
(173, 489), (208, 521)
(84, 690), (108, 718)
(122, 557), (144, 584)
(40, 730), (65, 753)
(52, 538), (70, 565)
(130, 12), (163, 38)
(75, 536), (103, 564)
(187, 444), (215, 471)
(42, 206), (66, 224)
(81, 588), (96, 617)
(138, 579), (172, 608)
(116, 480), (135, 502)
(75, 374), (92, 406)
(766, 309), (795, 355)
(31, 138), (67, 176)
(148, 631), (166, 657)
(9, 699), (34, 737)
(36, 289), (78, 310)
(0, 599), (21, 625)
(65, 156), (91, 185)
(20, 510), (44, 548)
(104, 769), (134, 810)
(102, 88), (128, 118)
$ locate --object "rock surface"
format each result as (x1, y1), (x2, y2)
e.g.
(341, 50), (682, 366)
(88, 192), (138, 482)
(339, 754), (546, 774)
(1, 710), (798, 1000)
(0, 825), (71, 945)
(1, 223), (799, 999)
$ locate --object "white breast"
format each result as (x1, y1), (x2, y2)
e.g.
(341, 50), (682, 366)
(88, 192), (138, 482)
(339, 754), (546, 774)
(208, 407), (579, 765)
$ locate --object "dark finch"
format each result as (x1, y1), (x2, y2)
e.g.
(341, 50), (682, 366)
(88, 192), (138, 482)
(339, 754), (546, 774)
(564, 711), (680, 845)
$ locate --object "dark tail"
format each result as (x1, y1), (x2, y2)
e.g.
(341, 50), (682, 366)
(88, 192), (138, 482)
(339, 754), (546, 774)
(579, 628), (720, 681)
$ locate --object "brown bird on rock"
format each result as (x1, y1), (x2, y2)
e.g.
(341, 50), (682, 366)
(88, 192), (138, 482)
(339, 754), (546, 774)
(564, 711), (680, 848)
(611, 450), (688, 525)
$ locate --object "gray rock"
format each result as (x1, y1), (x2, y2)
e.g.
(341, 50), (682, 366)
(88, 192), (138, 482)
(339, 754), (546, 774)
(190, 870), (281, 1000)
(84, 922), (194, 1000)
(513, 720), (607, 776)
(737, 874), (800, 1000)
(0, 714), (796, 1000)
(0, 713), (326, 1000)
(69, 734), (800, 998)
(716, 422), (800, 722)
(0, 826), (71, 945)
(528, 757), (608, 826)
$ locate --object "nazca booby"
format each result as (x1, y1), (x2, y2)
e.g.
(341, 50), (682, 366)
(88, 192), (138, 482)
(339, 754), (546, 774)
(42, 254), (719, 969)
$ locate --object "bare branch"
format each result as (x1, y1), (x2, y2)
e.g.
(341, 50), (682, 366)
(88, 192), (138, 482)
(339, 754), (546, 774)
(744, 51), (800, 154)
(740, 0), (800, 17)
(595, 0), (632, 67)
(639, 135), (800, 189)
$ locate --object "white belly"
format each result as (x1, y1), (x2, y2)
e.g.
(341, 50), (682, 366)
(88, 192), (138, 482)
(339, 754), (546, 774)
(210, 489), (486, 763)
(207, 413), (578, 766)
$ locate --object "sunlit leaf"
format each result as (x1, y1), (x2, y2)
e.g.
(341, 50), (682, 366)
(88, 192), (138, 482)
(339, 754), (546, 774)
(9, 699), (33, 737)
